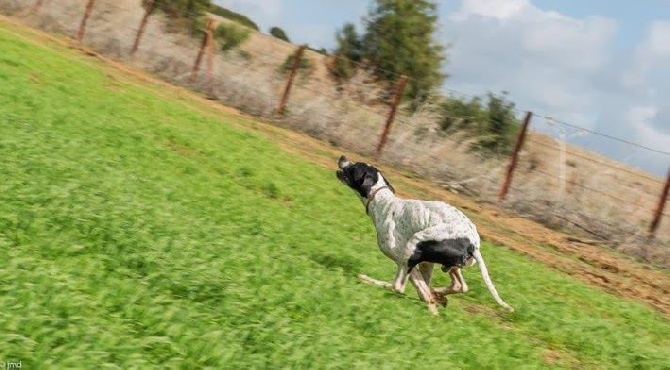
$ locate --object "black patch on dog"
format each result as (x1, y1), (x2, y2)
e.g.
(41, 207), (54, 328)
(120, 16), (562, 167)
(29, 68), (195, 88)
(407, 238), (475, 272)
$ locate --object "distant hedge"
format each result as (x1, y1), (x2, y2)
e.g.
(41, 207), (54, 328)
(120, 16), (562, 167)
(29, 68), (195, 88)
(209, 5), (259, 30)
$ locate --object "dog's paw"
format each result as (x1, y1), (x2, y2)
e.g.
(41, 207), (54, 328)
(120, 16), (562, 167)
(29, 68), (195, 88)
(432, 291), (448, 307)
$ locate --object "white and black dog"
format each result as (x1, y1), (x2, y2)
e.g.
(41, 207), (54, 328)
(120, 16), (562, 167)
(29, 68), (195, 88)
(336, 155), (513, 315)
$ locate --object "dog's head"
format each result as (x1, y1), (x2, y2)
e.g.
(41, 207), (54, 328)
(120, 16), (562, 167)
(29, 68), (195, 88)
(336, 155), (395, 199)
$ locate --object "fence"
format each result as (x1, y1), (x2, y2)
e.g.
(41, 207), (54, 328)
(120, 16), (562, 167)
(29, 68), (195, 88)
(2, 0), (669, 265)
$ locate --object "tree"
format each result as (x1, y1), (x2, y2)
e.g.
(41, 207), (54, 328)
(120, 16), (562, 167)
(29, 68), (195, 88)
(269, 26), (291, 42)
(329, 23), (364, 82)
(361, 0), (446, 109)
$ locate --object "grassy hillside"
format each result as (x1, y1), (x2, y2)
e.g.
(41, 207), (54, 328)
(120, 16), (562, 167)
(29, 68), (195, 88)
(0, 20), (669, 369)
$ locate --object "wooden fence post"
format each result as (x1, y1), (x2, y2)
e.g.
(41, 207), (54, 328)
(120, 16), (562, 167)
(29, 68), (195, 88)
(275, 45), (306, 116)
(130, 0), (155, 57)
(649, 167), (670, 237)
(498, 111), (533, 201)
(32, 0), (43, 12)
(375, 75), (408, 157)
(189, 17), (215, 84)
(76, 0), (96, 42)
(205, 20), (215, 86)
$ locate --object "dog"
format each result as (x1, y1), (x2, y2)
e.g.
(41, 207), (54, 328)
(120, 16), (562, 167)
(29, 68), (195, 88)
(335, 155), (513, 315)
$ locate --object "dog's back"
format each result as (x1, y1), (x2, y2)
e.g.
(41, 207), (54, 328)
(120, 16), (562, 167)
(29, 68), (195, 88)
(392, 199), (480, 244)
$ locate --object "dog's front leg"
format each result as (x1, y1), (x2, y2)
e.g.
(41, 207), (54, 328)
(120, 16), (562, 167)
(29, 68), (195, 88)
(356, 264), (409, 293)
(392, 264), (410, 293)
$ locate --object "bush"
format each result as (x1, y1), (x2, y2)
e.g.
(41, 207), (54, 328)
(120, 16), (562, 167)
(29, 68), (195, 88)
(440, 92), (519, 154)
(209, 4), (259, 30)
(214, 23), (250, 51)
(269, 27), (291, 42)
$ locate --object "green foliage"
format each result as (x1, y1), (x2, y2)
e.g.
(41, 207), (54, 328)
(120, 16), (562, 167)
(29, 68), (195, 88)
(213, 22), (250, 51)
(2, 20), (670, 369)
(150, 0), (210, 18)
(209, 4), (259, 30)
(329, 23), (363, 82)
(269, 26), (290, 42)
(361, 0), (446, 108)
(440, 92), (520, 154)
(280, 47), (313, 77)
(149, 0), (210, 35)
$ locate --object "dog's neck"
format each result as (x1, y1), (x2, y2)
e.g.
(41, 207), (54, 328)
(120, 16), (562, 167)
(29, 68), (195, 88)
(365, 183), (395, 218)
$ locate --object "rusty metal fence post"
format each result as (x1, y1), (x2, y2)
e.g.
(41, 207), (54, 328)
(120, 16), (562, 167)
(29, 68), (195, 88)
(205, 20), (215, 87)
(375, 74), (408, 157)
(130, 0), (155, 57)
(32, 0), (43, 12)
(498, 111), (533, 201)
(275, 45), (306, 116)
(76, 0), (96, 42)
(189, 17), (215, 84)
(649, 167), (670, 237)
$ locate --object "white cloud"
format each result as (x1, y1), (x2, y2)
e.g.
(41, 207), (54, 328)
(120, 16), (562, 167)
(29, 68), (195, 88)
(454, 0), (528, 20)
(648, 20), (670, 57)
(441, 0), (669, 175)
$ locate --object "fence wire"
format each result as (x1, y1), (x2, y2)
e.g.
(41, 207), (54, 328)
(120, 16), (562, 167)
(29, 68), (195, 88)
(3, 0), (669, 259)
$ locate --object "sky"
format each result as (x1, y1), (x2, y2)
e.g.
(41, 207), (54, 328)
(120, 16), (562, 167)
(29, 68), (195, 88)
(213, 0), (670, 177)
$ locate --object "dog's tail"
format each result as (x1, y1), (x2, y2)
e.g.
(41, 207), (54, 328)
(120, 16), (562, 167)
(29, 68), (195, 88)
(472, 248), (514, 312)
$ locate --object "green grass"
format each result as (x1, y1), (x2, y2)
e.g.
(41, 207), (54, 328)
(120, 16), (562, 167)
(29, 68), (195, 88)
(1, 21), (669, 369)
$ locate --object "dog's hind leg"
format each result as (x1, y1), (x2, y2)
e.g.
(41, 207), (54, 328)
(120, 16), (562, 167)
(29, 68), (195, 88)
(409, 269), (440, 315)
(453, 268), (468, 293)
(418, 262), (434, 285)
(432, 268), (465, 295)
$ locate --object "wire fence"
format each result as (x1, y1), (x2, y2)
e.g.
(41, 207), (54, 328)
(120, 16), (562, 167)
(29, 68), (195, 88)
(2, 0), (669, 266)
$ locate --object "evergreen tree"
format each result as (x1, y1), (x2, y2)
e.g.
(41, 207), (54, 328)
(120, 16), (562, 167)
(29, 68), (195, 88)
(361, 0), (446, 108)
(330, 23), (364, 81)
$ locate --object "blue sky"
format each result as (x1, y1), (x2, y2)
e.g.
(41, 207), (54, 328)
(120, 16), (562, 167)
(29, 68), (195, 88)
(215, 0), (670, 177)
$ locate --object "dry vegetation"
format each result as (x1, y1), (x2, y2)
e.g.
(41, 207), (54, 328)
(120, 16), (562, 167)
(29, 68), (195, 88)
(1, 0), (668, 267)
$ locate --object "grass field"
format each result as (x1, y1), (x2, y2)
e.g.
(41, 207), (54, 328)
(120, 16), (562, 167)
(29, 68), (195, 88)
(1, 19), (669, 369)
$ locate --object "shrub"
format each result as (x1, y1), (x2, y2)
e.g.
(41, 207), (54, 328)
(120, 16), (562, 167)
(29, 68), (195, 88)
(209, 4), (259, 30)
(440, 92), (519, 154)
(214, 23), (250, 51)
(269, 27), (291, 42)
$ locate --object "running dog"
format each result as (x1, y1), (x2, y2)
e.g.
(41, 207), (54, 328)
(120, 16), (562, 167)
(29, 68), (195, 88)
(335, 155), (514, 315)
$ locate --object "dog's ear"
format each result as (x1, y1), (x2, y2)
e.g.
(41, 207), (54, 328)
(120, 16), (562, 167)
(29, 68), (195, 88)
(338, 155), (353, 169)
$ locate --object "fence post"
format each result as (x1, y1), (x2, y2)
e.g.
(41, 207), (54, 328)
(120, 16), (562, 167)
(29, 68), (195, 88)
(498, 111), (533, 201)
(275, 45), (306, 116)
(130, 0), (155, 57)
(205, 19), (215, 87)
(32, 0), (43, 12)
(76, 0), (96, 42)
(375, 75), (408, 157)
(189, 17), (215, 84)
(649, 167), (670, 237)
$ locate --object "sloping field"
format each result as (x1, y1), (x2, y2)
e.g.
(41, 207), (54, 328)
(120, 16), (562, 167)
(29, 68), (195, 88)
(1, 18), (669, 369)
